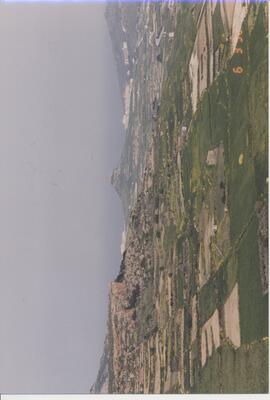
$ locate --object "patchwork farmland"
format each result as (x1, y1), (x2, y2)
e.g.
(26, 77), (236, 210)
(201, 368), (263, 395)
(92, 0), (268, 393)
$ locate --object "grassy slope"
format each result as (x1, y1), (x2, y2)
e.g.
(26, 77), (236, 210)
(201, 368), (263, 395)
(154, 2), (268, 393)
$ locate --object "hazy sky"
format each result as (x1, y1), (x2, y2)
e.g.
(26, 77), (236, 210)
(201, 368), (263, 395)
(0, 4), (124, 393)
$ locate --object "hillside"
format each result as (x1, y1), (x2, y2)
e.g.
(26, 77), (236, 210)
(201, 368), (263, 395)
(92, 1), (268, 393)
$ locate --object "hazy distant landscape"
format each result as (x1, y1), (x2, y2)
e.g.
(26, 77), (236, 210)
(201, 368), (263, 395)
(0, 0), (268, 395)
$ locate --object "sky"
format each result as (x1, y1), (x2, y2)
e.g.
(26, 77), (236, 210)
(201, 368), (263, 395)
(0, 3), (124, 393)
